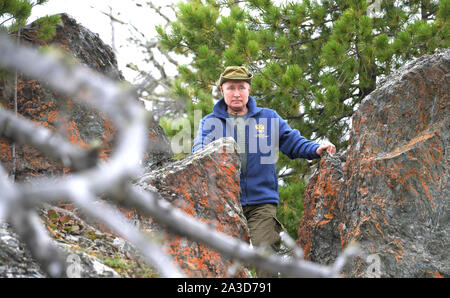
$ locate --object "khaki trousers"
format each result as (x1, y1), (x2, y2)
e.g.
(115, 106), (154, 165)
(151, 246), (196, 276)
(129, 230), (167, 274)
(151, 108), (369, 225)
(242, 203), (284, 277)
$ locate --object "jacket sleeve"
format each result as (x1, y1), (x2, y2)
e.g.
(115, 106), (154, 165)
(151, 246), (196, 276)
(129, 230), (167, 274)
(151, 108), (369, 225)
(192, 117), (209, 152)
(192, 116), (222, 153)
(275, 111), (321, 160)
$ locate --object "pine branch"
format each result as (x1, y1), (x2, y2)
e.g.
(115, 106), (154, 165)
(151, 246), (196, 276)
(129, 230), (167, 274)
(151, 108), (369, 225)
(0, 16), (14, 26)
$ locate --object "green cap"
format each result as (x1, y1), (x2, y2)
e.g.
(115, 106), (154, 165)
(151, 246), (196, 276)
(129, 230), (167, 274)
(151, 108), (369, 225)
(217, 66), (253, 87)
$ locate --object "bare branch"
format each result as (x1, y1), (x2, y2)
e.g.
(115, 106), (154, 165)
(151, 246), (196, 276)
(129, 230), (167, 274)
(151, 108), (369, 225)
(120, 183), (344, 278)
(66, 183), (183, 277)
(332, 244), (361, 274)
(0, 164), (68, 277)
(147, 2), (173, 25)
(0, 108), (97, 171)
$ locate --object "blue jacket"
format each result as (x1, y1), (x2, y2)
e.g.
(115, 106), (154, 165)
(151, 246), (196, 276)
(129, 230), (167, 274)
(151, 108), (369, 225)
(192, 96), (321, 206)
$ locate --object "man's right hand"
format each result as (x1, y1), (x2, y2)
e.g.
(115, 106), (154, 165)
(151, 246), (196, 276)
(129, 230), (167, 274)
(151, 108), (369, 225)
(316, 144), (336, 156)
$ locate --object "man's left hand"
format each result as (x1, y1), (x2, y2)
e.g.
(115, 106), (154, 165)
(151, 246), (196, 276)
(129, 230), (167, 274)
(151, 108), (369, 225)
(316, 144), (336, 156)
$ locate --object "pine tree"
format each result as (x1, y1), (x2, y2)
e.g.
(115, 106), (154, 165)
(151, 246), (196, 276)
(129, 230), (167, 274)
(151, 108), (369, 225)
(0, 1), (61, 78)
(0, 0), (33, 30)
(156, 0), (449, 239)
(0, 0), (60, 33)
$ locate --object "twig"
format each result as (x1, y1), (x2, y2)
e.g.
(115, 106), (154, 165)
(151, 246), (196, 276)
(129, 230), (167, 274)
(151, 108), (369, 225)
(12, 26), (20, 181)
(0, 164), (68, 277)
(0, 108), (97, 171)
(66, 182), (183, 277)
(120, 183), (341, 277)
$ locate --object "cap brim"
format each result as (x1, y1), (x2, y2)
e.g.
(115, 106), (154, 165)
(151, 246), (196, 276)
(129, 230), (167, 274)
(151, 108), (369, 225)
(218, 74), (253, 87)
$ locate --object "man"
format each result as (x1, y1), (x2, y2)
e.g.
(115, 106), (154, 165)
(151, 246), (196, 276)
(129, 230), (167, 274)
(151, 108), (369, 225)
(192, 66), (335, 277)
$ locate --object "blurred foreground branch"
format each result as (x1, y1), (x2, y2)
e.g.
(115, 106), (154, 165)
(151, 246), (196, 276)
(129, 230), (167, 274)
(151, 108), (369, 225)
(0, 33), (358, 278)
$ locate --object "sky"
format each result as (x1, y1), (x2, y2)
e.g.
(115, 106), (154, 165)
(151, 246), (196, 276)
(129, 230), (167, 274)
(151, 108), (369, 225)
(30, 0), (180, 83)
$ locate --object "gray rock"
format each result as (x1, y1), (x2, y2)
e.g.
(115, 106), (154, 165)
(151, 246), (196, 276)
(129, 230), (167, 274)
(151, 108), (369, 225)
(299, 49), (449, 278)
(0, 222), (46, 278)
(137, 138), (252, 277)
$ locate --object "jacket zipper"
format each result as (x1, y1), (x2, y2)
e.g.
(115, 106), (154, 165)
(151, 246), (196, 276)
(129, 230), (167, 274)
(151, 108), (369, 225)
(244, 120), (249, 206)
(234, 120), (247, 206)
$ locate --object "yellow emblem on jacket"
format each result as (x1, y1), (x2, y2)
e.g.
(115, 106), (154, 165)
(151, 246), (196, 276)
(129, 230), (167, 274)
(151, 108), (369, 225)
(255, 124), (268, 138)
(255, 124), (264, 133)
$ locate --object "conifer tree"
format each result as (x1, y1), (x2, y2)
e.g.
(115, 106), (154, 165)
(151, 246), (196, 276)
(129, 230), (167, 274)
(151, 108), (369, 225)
(1, 0), (60, 36)
(0, 0), (61, 77)
(0, 0), (33, 30)
(156, 0), (449, 238)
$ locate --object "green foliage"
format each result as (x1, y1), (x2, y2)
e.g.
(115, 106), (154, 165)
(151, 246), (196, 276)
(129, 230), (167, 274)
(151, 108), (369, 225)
(100, 256), (158, 278)
(156, 0), (449, 239)
(277, 179), (305, 239)
(0, 1), (61, 78)
(33, 13), (60, 41)
(0, 0), (33, 27)
(0, 1), (60, 40)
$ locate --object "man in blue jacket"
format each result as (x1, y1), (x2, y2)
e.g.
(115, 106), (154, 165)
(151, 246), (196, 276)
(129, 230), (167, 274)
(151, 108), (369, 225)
(192, 66), (335, 276)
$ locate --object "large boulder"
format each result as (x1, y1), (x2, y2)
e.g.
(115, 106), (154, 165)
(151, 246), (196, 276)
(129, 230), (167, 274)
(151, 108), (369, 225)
(298, 49), (449, 277)
(0, 13), (172, 181)
(137, 137), (252, 277)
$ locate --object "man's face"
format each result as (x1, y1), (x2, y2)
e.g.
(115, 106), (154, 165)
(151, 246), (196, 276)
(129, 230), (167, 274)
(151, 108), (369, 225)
(221, 80), (251, 113)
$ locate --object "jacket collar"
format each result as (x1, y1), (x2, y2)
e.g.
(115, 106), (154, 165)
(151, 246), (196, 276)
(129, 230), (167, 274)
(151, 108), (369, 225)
(213, 96), (262, 119)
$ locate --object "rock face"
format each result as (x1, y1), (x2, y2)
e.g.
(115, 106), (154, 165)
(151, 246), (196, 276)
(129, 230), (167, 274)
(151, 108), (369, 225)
(298, 49), (449, 277)
(0, 13), (172, 181)
(137, 137), (252, 277)
(0, 222), (46, 278)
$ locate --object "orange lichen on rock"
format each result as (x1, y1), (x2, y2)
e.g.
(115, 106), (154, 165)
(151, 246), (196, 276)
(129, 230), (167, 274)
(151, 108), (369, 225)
(298, 49), (449, 277)
(137, 138), (251, 277)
